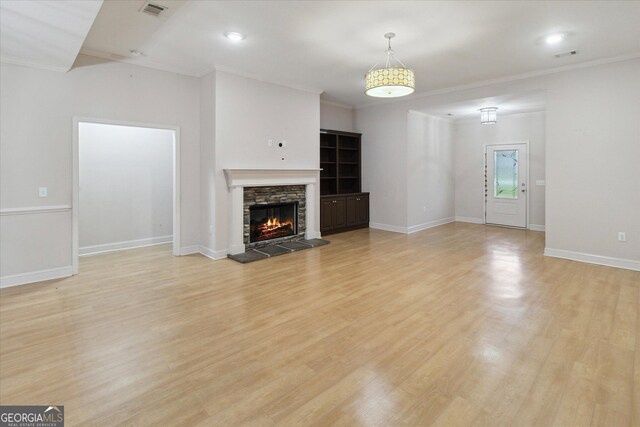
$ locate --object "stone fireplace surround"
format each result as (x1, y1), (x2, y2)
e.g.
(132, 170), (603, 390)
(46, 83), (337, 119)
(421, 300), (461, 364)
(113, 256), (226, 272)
(224, 169), (321, 255)
(244, 185), (305, 249)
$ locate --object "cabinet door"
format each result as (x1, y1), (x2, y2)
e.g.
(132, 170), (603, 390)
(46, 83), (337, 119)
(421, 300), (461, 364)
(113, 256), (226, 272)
(321, 199), (334, 231)
(346, 196), (358, 226)
(356, 194), (369, 224)
(333, 198), (346, 228)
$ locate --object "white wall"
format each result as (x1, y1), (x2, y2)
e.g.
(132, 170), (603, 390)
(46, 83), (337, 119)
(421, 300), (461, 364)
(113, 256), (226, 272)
(79, 123), (174, 253)
(356, 58), (640, 268)
(357, 104), (408, 229)
(210, 71), (320, 254)
(454, 112), (545, 227)
(0, 55), (200, 281)
(320, 101), (355, 132)
(544, 60), (640, 264)
(407, 111), (454, 229)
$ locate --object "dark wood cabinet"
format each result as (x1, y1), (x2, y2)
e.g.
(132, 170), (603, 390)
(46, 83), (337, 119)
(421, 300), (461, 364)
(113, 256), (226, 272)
(320, 196), (348, 231)
(355, 194), (369, 224)
(320, 129), (369, 235)
(320, 193), (369, 235)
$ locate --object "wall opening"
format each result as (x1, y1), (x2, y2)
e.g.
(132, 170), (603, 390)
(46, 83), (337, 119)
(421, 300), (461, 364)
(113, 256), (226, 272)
(73, 118), (181, 274)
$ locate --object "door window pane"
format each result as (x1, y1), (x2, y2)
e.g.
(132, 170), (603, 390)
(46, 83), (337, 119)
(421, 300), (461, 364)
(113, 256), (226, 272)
(494, 150), (518, 199)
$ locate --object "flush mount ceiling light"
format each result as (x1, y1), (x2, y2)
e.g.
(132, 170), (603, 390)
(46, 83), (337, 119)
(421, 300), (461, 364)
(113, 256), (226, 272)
(480, 107), (498, 124)
(545, 33), (565, 44)
(224, 31), (245, 41)
(365, 33), (415, 98)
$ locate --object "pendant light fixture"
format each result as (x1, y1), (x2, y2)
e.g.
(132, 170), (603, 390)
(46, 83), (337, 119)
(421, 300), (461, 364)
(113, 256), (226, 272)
(480, 107), (498, 124)
(365, 33), (415, 98)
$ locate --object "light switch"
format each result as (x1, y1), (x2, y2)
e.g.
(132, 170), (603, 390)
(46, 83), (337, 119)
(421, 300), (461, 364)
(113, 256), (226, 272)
(535, 180), (545, 186)
(39, 187), (48, 197)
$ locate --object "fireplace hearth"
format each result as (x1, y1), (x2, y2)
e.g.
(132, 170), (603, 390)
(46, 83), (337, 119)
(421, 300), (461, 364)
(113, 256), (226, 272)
(249, 202), (298, 243)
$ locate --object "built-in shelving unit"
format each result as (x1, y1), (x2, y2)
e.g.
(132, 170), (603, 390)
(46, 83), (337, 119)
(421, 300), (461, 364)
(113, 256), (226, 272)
(320, 129), (362, 195)
(320, 129), (369, 234)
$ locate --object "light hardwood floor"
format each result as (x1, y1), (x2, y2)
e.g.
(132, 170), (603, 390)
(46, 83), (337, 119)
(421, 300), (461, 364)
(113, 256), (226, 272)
(1, 223), (639, 426)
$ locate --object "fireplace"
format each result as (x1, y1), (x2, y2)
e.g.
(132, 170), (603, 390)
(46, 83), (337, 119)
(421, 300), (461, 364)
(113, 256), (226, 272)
(249, 202), (298, 243)
(224, 169), (320, 255)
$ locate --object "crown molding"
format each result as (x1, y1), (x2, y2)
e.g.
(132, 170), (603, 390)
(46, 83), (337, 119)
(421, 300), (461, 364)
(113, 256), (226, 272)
(78, 48), (200, 77)
(0, 55), (69, 73)
(320, 99), (354, 109)
(453, 110), (546, 123)
(408, 109), (453, 123)
(356, 52), (640, 109)
(211, 65), (324, 95)
(80, 49), (324, 94)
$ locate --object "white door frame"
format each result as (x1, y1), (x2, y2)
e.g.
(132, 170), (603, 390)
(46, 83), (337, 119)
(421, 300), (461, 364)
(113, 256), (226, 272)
(72, 116), (181, 275)
(484, 141), (529, 229)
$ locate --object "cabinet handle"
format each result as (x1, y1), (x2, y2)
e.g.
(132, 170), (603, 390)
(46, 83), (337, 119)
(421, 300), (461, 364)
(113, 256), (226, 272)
(356, 198), (360, 201)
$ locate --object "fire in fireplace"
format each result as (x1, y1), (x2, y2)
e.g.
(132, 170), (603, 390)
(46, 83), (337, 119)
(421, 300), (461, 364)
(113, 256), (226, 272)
(249, 202), (298, 243)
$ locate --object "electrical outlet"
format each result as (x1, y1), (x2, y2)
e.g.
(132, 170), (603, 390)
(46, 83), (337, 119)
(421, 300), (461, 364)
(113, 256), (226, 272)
(423, 206), (427, 212)
(39, 187), (47, 197)
(618, 232), (626, 242)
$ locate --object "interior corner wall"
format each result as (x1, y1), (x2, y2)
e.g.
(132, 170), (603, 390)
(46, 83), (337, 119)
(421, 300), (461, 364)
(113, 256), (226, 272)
(407, 111), (454, 229)
(355, 104), (409, 229)
(453, 112), (546, 227)
(199, 71), (216, 252)
(0, 55), (201, 280)
(79, 123), (174, 252)
(213, 71), (320, 254)
(320, 102), (355, 132)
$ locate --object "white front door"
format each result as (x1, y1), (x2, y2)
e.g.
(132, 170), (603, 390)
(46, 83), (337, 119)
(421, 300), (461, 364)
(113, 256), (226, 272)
(486, 143), (528, 228)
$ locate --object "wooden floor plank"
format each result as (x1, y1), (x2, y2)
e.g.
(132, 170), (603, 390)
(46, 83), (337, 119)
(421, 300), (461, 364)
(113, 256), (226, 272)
(1, 223), (639, 426)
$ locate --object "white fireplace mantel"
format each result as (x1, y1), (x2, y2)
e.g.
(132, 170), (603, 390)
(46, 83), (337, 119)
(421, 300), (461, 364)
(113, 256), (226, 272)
(224, 168), (322, 188)
(223, 168), (322, 254)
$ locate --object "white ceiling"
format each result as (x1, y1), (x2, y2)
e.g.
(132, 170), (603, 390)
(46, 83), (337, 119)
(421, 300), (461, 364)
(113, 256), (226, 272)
(413, 90), (547, 121)
(0, 0), (103, 71)
(80, 0), (640, 107)
(4, 1), (640, 106)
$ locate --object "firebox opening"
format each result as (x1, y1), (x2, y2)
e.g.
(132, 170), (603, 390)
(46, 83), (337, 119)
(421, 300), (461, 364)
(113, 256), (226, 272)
(249, 202), (298, 243)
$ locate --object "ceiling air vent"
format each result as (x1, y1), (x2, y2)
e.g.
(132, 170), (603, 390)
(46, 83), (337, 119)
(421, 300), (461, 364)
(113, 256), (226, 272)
(554, 50), (578, 58)
(140, 2), (168, 17)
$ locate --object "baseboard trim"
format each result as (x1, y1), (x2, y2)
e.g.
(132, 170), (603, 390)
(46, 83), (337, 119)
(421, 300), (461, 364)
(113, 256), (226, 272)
(180, 245), (228, 260)
(528, 224), (546, 232)
(80, 235), (173, 256)
(179, 245), (201, 256)
(454, 216), (484, 224)
(370, 217), (455, 235)
(306, 231), (322, 239)
(369, 222), (409, 234)
(544, 248), (640, 271)
(199, 246), (228, 260)
(1, 266), (73, 288)
(407, 217), (455, 234)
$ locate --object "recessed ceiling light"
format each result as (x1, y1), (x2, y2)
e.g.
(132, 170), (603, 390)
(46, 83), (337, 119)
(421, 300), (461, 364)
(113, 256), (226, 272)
(129, 49), (145, 57)
(545, 33), (565, 45)
(224, 32), (245, 41)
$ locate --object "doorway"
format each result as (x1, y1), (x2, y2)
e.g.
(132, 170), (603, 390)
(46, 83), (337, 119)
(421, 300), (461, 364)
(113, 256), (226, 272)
(72, 117), (181, 275)
(485, 143), (528, 228)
